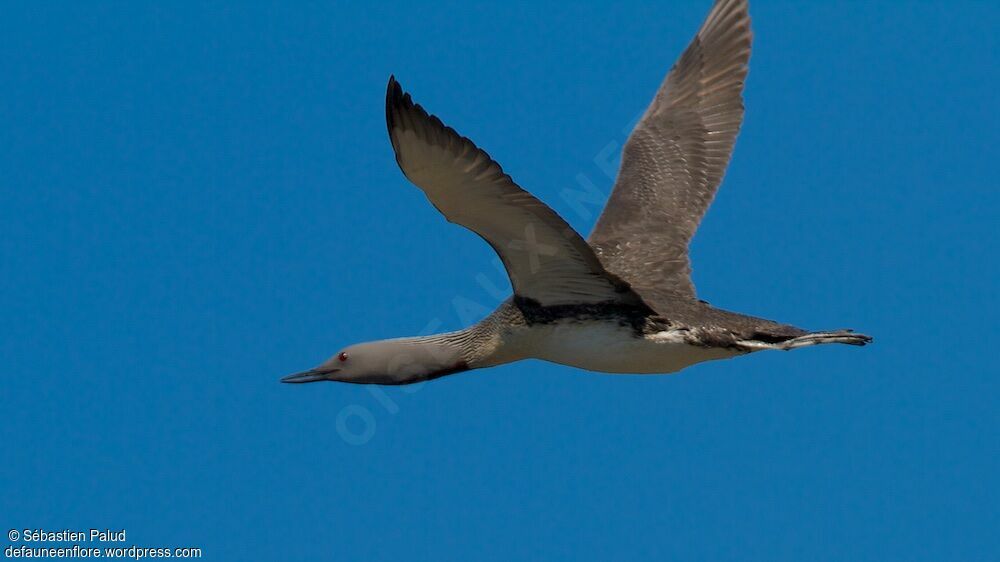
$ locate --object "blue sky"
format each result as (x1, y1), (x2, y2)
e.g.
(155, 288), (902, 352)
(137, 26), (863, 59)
(2, 1), (997, 560)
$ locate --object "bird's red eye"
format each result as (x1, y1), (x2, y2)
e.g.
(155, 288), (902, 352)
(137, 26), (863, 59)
(338, 352), (349, 362)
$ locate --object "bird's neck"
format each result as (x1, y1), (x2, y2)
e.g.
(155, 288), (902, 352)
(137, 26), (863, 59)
(364, 312), (520, 384)
(370, 329), (477, 384)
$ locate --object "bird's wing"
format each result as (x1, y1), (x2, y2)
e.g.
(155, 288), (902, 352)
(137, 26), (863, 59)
(588, 0), (751, 302)
(386, 77), (643, 307)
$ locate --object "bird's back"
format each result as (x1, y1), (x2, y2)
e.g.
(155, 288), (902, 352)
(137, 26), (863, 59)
(638, 290), (808, 347)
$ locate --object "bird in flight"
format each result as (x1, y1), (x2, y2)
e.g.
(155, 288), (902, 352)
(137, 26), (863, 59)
(283, 0), (871, 386)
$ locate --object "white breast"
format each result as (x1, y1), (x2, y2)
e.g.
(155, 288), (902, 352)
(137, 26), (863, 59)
(516, 320), (739, 374)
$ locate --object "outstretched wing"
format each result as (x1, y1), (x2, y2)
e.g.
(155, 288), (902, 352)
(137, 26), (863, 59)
(386, 77), (642, 307)
(589, 0), (752, 302)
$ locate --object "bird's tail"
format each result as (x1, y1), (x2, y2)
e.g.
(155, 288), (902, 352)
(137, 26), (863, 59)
(737, 330), (872, 351)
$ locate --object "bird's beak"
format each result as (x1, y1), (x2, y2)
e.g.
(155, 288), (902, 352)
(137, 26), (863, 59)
(281, 368), (338, 384)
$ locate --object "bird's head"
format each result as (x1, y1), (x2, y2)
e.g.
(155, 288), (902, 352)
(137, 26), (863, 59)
(281, 337), (468, 385)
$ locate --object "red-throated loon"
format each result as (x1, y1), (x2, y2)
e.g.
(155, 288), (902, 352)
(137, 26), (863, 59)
(283, 0), (871, 386)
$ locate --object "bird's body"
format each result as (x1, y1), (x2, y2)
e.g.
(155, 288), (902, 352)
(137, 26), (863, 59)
(506, 318), (739, 375)
(426, 297), (842, 379)
(454, 299), (730, 375)
(283, 0), (871, 386)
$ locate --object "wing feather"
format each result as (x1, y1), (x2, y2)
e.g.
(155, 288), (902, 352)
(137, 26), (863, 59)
(589, 0), (752, 304)
(386, 77), (642, 307)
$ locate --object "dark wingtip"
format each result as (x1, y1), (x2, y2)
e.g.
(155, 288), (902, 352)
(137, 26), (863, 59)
(385, 75), (418, 133)
(386, 74), (399, 98)
(386, 75), (400, 134)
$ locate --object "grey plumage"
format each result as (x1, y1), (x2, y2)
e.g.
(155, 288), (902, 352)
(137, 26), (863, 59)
(590, 0), (751, 303)
(386, 77), (644, 309)
(383, 0), (810, 347)
(283, 0), (870, 387)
